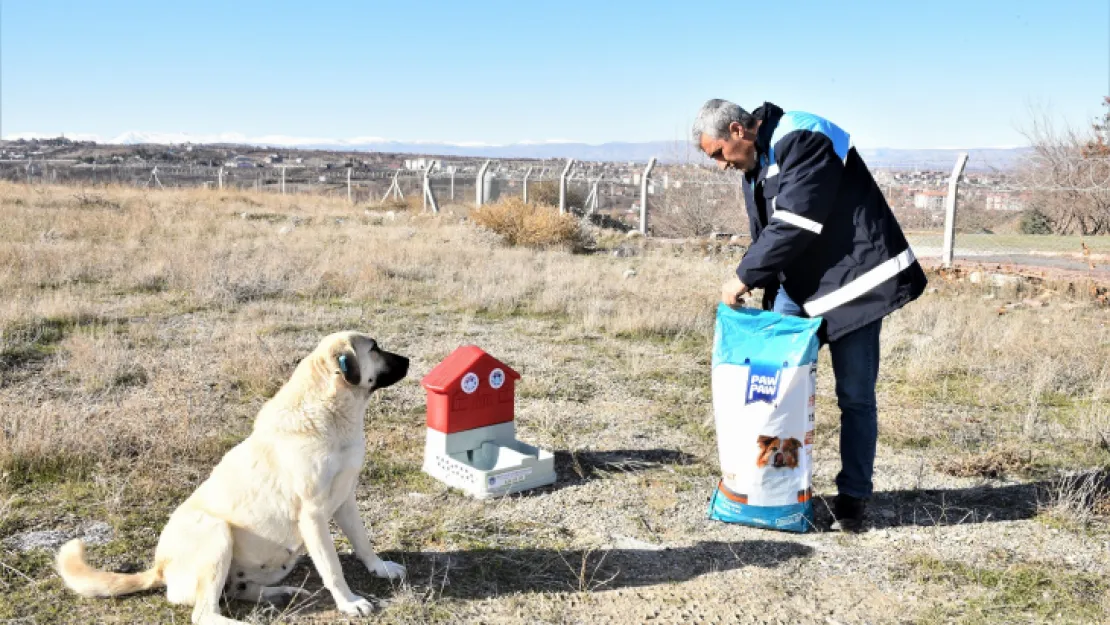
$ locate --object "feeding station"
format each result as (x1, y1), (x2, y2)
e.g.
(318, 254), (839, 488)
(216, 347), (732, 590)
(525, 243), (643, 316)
(421, 346), (555, 498)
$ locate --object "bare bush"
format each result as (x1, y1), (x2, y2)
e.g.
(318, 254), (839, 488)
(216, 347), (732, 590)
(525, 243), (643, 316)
(1020, 99), (1110, 234)
(652, 173), (746, 238)
(526, 180), (585, 210)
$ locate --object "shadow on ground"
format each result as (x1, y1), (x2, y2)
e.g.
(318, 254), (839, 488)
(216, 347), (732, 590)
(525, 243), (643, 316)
(551, 448), (700, 485)
(240, 539), (812, 617)
(811, 480), (1053, 530)
(393, 539), (811, 599)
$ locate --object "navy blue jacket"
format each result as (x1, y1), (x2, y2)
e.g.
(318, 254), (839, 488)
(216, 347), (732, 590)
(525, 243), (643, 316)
(739, 103), (927, 341)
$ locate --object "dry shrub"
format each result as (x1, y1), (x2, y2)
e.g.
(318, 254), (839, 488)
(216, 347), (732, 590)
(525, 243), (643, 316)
(934, 446), (1036, 479)
(470, 197), (583, 249)
(379, 195), (423, 212)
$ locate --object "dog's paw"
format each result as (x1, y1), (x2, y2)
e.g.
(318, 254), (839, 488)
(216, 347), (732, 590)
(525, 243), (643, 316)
(372, 560), (407, 580)
(336, 596), (375, 616)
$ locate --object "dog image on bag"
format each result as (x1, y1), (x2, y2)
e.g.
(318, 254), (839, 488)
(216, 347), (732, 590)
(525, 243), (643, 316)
(756, 435), (802, 469)
(55, 331), (409, 625)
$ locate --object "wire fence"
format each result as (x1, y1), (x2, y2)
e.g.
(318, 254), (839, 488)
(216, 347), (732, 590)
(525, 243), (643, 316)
(2, 151), (1107, 238)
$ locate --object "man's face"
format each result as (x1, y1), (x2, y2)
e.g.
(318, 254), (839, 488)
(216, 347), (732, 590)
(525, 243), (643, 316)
(699, 121), (758, 173)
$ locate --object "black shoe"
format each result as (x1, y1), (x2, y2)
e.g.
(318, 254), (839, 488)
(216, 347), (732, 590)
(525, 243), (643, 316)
(831, 494), (867, 533)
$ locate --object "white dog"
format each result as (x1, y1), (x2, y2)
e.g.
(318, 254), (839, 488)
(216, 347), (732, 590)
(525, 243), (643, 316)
(57, 331), (410, 624)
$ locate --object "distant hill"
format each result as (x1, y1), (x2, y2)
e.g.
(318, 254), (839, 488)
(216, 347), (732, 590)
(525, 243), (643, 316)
(4, 131), (1032, 170)
(854, 147), (1032, 171)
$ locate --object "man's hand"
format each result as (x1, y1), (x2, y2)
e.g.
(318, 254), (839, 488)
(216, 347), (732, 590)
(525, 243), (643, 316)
(721, 276), (750, 308)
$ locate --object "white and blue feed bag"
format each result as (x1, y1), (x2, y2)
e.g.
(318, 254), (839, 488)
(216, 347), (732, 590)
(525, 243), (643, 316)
(708, 303), (822, 533)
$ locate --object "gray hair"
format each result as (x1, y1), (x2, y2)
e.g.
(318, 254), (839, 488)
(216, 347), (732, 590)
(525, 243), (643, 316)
(691, 99), (754, 146)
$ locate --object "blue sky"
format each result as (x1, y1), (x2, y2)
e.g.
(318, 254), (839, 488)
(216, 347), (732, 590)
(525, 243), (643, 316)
(1, 0), (1107, 149)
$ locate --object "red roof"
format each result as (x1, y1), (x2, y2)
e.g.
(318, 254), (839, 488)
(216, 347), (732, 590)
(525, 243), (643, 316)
(421, 345), (520, 394)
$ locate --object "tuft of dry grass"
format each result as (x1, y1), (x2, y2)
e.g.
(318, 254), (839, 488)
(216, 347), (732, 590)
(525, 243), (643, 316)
(1038, 467), (1110, 529)
(57, 326), (149, 393)
(934, 446), (1037, 479)
(469, 197), (583, 249)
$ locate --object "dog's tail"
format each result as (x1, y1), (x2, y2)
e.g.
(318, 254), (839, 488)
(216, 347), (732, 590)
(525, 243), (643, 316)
(56, 539), (164, 598)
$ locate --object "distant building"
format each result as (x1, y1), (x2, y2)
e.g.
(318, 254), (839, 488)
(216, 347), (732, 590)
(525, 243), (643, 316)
(225, 155), (257, 168)
(913, 190), (946, 212)
(984, 193), (1026, 212)
(404, 157), (440, 171)
(266, 154), (283, 164)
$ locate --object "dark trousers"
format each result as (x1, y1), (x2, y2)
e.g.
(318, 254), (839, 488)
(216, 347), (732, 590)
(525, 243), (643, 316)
(773, 287), (881, 499)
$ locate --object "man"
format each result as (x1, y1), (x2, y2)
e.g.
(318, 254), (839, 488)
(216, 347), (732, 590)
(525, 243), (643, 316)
(692, 99), (927, 532)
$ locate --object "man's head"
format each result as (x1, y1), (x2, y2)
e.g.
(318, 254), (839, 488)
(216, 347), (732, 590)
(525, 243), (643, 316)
(692, 99), (761, 173)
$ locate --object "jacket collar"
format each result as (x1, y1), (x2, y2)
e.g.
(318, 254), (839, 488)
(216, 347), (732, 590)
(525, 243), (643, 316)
(754, 102), (783, 159)
(747, 102), (784, 183)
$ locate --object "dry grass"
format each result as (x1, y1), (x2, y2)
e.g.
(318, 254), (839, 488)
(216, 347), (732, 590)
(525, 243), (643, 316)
(902, 553), (1108, 623)
(1, 181), (1108, 624)
(1, 180), (1106, 483)
(874, 277), (1110, 463)
(1038, 468), (1110, 530)
(0, 182), (724, 481)
(469, 197), (584, 249)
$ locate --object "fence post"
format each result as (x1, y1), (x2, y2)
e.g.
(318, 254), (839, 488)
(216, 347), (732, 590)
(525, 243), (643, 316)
(941, 153), (970, 269)
(584, 174), (601, 216)
(639, 157), (657, 235)
(475, 160), (490, 207)
(423, 161), (439, 214)
(522, 166), (533, 203)
(449, 166), (455, 201)
(558, 158), (575, 214)
(347, 166), (352, 203)
(381, 170), (403, 203)
(218, 167), (224, 190)
(281, 166), (286, 195)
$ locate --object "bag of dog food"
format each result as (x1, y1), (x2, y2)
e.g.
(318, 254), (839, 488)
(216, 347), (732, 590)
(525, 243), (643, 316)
(707, 303), (822, 533)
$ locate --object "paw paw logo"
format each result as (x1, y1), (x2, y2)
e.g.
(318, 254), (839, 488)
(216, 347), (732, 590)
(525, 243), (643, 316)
(746, 361), (783, 404)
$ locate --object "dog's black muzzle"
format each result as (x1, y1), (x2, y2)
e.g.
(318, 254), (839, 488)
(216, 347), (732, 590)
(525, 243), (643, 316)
(369, 350), (409, 390)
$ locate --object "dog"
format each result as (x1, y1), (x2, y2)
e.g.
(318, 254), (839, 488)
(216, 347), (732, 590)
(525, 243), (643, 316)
(56, 331), (409, 625)
(756, 435), (801, 469)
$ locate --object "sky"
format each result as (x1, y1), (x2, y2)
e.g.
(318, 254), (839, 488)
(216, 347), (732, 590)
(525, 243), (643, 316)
(1, 0), (1107, 149)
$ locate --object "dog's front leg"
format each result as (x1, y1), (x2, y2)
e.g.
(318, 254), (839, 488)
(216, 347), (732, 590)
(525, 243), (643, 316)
(334, 493), (406, 580)
(298, 508), (374, 616)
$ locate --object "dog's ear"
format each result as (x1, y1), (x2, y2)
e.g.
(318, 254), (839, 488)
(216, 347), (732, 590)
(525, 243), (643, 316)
(335, 344), (361, 386)
(757, 435), (775, 449)
(784, 438), (802, 452)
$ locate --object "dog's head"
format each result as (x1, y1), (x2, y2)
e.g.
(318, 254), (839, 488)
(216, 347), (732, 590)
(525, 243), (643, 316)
(319, 331), (409, 392)
(756, 435), (802, 469)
